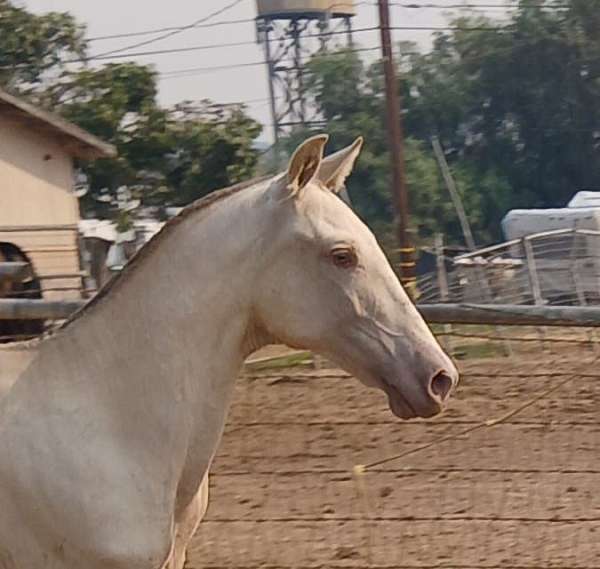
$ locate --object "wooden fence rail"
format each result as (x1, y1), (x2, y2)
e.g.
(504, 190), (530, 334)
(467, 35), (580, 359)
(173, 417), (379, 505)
(419, 304), (600, 327)
(0, 299), (85, 320)
(4, 299), (600, 328)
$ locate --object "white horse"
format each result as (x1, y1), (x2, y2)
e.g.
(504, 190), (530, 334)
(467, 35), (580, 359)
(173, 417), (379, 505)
(0, 135), (457, 569)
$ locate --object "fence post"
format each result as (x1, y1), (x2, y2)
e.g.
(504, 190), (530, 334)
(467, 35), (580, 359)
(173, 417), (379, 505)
(523, 237), (544, 305)
(569, 229), (598, 353)
(570, 229), (586, 306)
(431, 137), (476, 251)
(523, 236), (550, 351)
(434, 234), (455, 356)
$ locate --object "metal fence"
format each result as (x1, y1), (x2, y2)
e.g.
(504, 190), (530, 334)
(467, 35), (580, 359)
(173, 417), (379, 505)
(419, 229), (600, 307)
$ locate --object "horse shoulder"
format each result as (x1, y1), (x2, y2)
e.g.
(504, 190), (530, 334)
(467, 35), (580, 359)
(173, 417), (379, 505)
(0, 454), (175, 569)
(0, 378), (176, 569)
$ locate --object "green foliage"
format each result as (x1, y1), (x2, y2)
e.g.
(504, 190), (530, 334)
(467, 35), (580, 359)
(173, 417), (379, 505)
(0, 0), (86, 91)
(283, 50), (492, 248)
(56, 65), (262, 216)
(280, 0), (600, 247)
(0, 1), (262, 220)
(401, 0), (600, 236)
(164, 102), (262, 205)
(55, 63), (167, 216)
(3, 0), (600, 245)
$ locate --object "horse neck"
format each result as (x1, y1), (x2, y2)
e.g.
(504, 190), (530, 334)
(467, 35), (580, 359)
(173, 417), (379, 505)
(28, 183), (274, 481)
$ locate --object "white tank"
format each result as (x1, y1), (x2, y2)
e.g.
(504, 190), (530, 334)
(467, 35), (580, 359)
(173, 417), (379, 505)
(256, 0), (355, 17)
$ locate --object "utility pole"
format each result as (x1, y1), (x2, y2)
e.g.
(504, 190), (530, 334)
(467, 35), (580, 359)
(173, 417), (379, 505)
(377, 0), (416, 296)
(431, 136), (476, 251)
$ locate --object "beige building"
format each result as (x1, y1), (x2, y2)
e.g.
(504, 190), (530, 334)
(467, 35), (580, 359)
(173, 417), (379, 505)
(0, 88), (115, 299)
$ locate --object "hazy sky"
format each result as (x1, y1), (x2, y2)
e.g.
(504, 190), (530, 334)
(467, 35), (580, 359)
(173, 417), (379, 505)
(24, 1), (507, 142)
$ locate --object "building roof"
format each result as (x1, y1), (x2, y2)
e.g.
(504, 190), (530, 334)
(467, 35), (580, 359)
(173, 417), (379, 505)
(0, 88), (117, 160)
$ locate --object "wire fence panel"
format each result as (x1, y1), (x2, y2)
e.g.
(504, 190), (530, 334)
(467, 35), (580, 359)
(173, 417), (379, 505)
(418, 229), (600, 308)
(186, 332), (600, 569)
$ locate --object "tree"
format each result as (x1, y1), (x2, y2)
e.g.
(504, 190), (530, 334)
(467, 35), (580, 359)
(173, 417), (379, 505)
(284, 0), (600, 247)
(57, 65), (262, 218)
(402, 1), (600, 232)
(164, 101), (262, 206)
(0, 0), (86, 92)
(282, 50), (488, 250)
(0, 1), (263, 223)
(55, 63), (169, 218)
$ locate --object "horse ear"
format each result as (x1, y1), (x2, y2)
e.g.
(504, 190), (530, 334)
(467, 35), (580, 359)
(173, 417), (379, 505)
(317, 136), (364, 194)
(287, 134), (329, 197)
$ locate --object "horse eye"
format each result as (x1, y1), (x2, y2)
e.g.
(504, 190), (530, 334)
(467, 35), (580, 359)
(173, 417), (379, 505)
(331, 248), (357, 269)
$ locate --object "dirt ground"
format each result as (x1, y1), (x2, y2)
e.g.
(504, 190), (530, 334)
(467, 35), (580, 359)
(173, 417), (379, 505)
(187, 342), (600, 569)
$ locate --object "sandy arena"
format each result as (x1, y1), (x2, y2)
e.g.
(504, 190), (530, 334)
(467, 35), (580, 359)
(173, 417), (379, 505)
(187, 342), (600, 568)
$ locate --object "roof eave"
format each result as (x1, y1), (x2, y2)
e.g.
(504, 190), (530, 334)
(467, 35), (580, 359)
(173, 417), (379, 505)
(0, 88), (117, 160)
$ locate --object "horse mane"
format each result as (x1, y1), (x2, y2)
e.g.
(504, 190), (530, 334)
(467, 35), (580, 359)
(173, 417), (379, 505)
(63, 175), (274, 329)
(0, 175), (273, 351)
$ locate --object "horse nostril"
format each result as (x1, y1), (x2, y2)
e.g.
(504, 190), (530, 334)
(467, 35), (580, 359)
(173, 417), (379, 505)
(430, 371), (454, 403)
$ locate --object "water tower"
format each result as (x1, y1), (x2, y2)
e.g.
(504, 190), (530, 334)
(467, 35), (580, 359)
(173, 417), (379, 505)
(256, 0), (356, 142)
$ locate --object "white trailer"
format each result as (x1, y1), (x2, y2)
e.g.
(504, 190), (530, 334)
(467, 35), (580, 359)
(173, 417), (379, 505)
(501, 209), (600, 303)
(502, 207), (600, 239)
(567, 191), (600, 208)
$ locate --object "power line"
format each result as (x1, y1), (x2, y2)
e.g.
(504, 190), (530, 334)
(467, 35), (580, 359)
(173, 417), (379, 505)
(88, 18), (256, 43)
(86, 1), (374, 49)
(158, 47), (381, 80)
(0, 18), (576, 72)
(80, 3), (568, 62)
(86, 0), (569, 45)
(168, 95), (275, 107)
(86, 0), (372, 44)
(84, 24), (516, 64)
(89, 39), (260, 61)
(91, 0), (246, 58)
(84, 27), (381, 63)
(393, 24), (504, 30)
(0, 28), (381, 72)
(159, 61), (265, 79)
(0, 7), (580, 72)
(391, 1), (568, 7)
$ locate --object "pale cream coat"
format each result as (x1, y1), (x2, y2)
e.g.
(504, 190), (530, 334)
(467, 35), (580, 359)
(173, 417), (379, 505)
(0, 136), (457, 569)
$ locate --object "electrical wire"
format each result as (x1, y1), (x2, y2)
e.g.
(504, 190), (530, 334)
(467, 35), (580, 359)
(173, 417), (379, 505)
(83, 24), (513, 64)
(158, 47), (380, 80)
(91, 0), (246, 58)
(86, 0), (570, 44)
(0, 3), (579, 71)
(391, 1), (568, 7)
(87, 0), (569, 44)
(88, 18), (256, 43)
